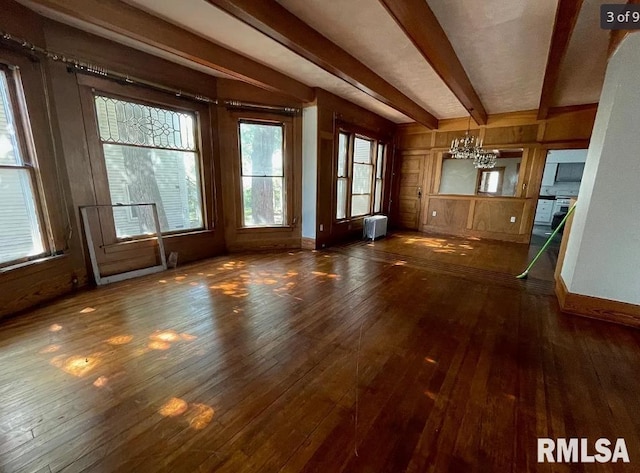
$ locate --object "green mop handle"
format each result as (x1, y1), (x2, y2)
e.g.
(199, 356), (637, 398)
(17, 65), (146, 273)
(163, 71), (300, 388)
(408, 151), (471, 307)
(516, 202), (577, 279)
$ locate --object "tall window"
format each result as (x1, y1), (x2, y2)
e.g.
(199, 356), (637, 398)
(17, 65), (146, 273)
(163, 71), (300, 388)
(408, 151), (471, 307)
(238, 121), (285, 227)
(351, 137), (374, 217)
(336, 132), (349, 219)
(335, 130), (386, 220)
(374, 143), (385, 213)
(0, 67), (45, 266)
(93, 95), (204, 238)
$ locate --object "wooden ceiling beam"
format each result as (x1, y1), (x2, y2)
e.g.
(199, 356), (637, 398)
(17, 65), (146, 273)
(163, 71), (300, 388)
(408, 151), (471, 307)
(20, 0), (315, 102)
(378, 0), (488, 125)
(537, 0), (584, 120)
(207, 0), (439, 129)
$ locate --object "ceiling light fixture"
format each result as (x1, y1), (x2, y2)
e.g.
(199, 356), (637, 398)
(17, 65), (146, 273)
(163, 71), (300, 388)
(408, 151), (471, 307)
(449, 115), (497, 169)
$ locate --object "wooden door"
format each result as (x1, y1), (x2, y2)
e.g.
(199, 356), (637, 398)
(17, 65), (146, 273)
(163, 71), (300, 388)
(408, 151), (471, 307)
(397, 154), (425, 230)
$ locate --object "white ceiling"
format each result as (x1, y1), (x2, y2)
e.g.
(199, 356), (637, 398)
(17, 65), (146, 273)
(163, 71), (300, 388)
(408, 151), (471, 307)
(552, 0), (623, 107)
(426, 0), (559, 114)
(123, 0), (413, 123)
(276, 0), (467, 119)
(17, 0), (613, 124)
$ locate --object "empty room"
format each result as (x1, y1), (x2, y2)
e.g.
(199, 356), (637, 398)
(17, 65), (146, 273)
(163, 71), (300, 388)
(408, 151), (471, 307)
(1, 0), (640, 472)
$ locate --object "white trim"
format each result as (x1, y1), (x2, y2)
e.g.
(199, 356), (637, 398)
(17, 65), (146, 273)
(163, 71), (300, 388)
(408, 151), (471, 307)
(80, 203), (167, 286)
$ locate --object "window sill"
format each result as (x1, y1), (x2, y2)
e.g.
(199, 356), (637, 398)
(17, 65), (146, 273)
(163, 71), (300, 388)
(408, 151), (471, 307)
(236, 226), (295, 234)
(103, 229), (216, 254)
(0, 253), (67, 275)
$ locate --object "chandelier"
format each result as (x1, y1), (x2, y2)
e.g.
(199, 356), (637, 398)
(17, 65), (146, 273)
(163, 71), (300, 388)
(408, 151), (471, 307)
(449, 116), (497, 169)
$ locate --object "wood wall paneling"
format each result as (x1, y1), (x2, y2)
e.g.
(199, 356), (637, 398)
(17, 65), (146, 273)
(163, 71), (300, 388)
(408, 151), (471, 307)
(543, 105), (597, 143)
(426, 198), (470, 229)
(0, 0), (46, 45)
(472, 200), (525, 235)
(314, 89), (396, 138)
(483, 124), (539, 145)
(398, 130), (432, 150)
(393, 107), (596, 243)
(317, 136), (334, 249)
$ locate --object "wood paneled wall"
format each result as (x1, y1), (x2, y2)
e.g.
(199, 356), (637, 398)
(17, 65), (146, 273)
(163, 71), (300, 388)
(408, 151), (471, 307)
(0, 10), (224, 317)
(392, 106), (597, 243)
(313, 89), (396, 249)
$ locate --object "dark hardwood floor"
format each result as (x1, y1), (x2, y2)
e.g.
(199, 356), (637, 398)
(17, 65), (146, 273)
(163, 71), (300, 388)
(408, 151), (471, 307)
(1, 231), (639, 472)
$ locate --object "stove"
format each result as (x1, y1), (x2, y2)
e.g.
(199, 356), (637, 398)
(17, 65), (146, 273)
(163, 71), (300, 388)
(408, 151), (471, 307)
(553, 197), (572, 214)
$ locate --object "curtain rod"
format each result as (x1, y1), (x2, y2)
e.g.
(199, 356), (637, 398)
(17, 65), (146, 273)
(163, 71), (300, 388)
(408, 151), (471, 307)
(223, 100), (300, 115)
(1, 31), (302, 115)
(1, 30), (217, 105)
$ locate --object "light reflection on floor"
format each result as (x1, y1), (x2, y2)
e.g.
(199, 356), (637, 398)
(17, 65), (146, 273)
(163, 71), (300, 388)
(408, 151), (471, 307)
(402, 236), (476, 255)
(158, 397), (215, 430)
(208, 268), (309, 298)
(106, 335), (133, 345)
(50, 354), (101, 377)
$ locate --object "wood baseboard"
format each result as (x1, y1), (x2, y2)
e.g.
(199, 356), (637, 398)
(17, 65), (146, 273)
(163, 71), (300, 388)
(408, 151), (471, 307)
(301, 237), (316, 250)
(555, 276), (640, 328)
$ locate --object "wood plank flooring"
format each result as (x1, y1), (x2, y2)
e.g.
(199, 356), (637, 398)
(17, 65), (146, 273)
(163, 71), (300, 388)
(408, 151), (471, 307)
(1, 232), (639, 472)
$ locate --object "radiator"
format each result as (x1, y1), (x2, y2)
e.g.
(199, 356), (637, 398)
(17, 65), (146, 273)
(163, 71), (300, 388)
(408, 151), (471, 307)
(363, 215), (388, 240)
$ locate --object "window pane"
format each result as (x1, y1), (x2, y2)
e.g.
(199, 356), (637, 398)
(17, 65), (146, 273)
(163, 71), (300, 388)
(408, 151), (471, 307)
(0, 71), (21, 165)
(376, 144), (384, 179)
(239, 122), (283, 177)
(351, 194), (371, 217)
(103, 144), (203, 237)
(352, 163), (373, 194)
(337, 133), (348, 177)
(0, 168), (44, 264)
(94, 95), (196, 151)
(374, 180), (383, 213)
(353, 137), (372, 164)
(242, 176), (284, 226)
(336, 178), (347, 219)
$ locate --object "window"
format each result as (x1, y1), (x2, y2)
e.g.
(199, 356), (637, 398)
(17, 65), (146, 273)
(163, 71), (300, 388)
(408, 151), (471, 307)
(374, 143), (385, 213)
(477, 168), (505, 195)
(238, 121), (285, 227)
(93, 95), (204, 238)
(0, 67), (46, 266)
(335, 130), (386, 219)
(336, 132), (349, 219)
(351, 137), (374, 217)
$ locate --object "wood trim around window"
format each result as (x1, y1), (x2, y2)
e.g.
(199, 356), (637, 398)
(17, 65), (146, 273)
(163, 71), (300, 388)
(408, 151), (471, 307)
(76, 75), (217, 247)
(232, 112), (295, 230)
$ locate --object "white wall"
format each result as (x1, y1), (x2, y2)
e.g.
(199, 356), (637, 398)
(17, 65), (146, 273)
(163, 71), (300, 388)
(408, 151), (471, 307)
(546, 149), (587, 163)
(561, 32), (640, 305)
(301, 106), (318, 240)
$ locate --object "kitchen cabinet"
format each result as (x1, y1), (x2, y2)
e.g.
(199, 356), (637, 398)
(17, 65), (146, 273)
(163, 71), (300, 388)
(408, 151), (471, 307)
(534, 199), (554, 224)
(555, 163), (585, 182)
(541, 163), (558, 186)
